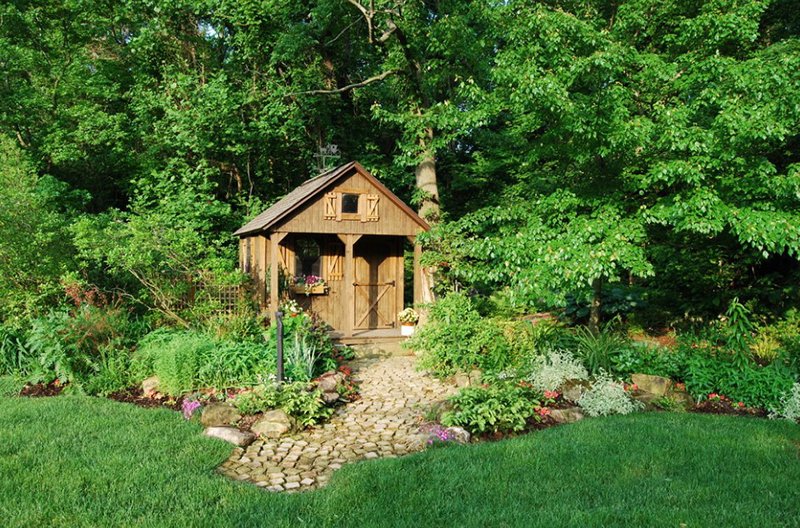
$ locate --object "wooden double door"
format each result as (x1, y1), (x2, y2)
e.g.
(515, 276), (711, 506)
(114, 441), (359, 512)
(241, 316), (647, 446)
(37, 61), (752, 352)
(353, 237), (402, 330)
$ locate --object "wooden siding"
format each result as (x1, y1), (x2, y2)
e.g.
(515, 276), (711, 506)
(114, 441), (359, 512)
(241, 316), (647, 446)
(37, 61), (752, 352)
(273, 171), (424, 237)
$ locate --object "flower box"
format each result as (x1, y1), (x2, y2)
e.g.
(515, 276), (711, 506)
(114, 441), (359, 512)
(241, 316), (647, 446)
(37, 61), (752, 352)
(400, 323), (415, 336)
(291, 284), (328, 295)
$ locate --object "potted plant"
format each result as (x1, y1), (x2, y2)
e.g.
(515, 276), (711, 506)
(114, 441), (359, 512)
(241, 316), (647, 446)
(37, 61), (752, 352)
(291, 275), (328, 295)
(398, 308), (419, 336)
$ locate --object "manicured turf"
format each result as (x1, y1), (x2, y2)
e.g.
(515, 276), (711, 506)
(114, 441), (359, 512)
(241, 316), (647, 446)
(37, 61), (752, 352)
(1, 396), (799, 527)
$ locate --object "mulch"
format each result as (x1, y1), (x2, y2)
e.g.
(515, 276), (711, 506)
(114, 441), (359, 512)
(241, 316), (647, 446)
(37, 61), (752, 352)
(107, 388), (185, 411)
(692, 399), (768, 418)
(19, 382), (64, 398)
(18, 382), (185, 412)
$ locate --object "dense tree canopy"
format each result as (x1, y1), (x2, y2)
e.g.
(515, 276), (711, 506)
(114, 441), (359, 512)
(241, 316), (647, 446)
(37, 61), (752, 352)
(1, 0), (798, 327)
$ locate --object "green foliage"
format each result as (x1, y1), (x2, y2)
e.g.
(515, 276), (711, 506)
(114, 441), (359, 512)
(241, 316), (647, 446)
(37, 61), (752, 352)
(0, 325), (33, 376)
(685, 352), (796, 409)
(231, 382), (332, 427)
(573, 324), (630, 376)
(406, 292), (510, 377)
(442, 381), (542, 434)
(20, 302), (144, 395)
(132, 330), (275, 396)
(264, 310), (337, 381)
(611, 345), (690, 381)
(0, 136), (76, 321)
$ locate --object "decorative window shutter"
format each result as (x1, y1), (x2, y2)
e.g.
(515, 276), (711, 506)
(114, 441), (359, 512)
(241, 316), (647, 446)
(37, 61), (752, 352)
(359, 193), (368, 222)
(325, 243), (344, 281)
(366, 194), (380, 221)
(323, 192), (337, 219)
(279, 244), (290, 272)
(335, 192), (343, 221)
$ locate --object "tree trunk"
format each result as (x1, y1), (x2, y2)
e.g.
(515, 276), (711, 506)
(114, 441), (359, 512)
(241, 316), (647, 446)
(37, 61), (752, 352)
(415, 128), (439, 306)
(588, 277), (603, 334)
(415, 127), (440, 222)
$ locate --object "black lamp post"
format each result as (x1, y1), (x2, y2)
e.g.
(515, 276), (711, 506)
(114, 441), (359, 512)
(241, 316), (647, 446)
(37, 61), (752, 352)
(275, 309), (284, 383)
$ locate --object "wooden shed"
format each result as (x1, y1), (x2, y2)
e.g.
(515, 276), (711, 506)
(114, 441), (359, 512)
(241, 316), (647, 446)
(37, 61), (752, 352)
(234, 161), (429, 343)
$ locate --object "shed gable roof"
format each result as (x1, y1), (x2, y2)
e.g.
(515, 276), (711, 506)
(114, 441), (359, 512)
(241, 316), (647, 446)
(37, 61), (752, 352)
(234, 161), (429, 236)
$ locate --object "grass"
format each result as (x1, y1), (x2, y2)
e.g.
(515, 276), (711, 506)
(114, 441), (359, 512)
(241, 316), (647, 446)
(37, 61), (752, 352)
(1, 396), (800, 527)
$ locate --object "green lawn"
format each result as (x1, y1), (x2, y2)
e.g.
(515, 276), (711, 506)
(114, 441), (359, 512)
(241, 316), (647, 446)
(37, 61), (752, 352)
(1, 397), (799, 527)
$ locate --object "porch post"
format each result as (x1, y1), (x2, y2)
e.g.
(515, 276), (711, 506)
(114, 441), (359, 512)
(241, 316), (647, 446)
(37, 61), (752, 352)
(413, 239), (423, 307)
(338, 234), (361, 338)
(269, 232), (287, 316)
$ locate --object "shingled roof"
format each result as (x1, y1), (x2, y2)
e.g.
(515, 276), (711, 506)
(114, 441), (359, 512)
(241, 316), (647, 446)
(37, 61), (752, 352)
(233, 161), (428, 236)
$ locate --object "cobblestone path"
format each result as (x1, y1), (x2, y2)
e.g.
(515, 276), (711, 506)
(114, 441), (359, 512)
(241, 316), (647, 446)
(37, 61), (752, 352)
(218, 355), (455, 492)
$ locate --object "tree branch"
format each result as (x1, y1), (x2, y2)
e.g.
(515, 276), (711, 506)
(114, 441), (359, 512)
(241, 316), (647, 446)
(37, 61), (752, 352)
(286, 69), (399, 96)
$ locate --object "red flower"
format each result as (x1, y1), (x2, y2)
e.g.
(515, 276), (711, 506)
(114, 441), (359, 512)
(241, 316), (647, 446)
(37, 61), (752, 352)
(737, 402), (745, 408)
(543, 390), (560, 399)
(536, 407), (551, 418)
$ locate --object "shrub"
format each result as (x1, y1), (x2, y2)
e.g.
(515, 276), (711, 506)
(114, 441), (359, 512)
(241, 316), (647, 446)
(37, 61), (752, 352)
(769, 383), (800, 423)
(132, 330), (276, 395)
(611, 344), (690, 380)
(22, 303), (144, 395)
(441, 382), (542, 434)
(230, 381), (332, 426)
(578, 373), (644, 417)
(684, 352), (796, 409)
(527, 349), (588, 392)
(407, 292), (510, 376)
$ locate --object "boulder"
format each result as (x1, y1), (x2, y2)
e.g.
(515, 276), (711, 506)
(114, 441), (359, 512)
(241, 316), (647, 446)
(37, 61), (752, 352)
(631, 373), (673, 397)
(445, 426), (471, 444)
(453, 373), (471, 388)
(549, 407), (585, 424)
(251, 409), (296, 439)
(204, 426), (256, 447)
(468, 369), (482, 385)
(321, 391), (340, 405)
(668, 389), (695, 408)
(560, 380), (591, 403)
(141, 376), (160, 397)
(316, 373), (339, 393)
(200, 403), (242, 427)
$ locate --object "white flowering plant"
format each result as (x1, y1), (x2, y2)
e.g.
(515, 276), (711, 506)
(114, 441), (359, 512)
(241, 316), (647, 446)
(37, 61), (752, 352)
(769, 383), (800, 423)
(578, 372), (644, 417)
(527, 349), (589, 392)
(398, 308), (420, 325)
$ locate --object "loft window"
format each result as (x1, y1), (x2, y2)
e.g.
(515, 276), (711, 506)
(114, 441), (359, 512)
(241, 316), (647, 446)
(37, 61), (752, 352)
(342, 193), (360, 214)
(295, 237), (321, 276)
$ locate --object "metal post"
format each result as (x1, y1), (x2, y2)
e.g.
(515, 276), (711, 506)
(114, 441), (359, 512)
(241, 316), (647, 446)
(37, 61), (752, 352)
(276, 310), (284, 383)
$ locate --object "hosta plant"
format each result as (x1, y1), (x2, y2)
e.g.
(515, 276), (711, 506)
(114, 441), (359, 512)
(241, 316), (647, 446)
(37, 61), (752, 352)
(441, 381), (542, 435)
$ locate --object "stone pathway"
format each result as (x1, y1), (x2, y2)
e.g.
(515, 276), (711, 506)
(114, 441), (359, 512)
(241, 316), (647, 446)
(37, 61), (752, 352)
(217, 355), (455, 492)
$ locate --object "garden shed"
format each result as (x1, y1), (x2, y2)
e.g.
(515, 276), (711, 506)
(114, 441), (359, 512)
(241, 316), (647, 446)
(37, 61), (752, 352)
(234, 161), (429, 343)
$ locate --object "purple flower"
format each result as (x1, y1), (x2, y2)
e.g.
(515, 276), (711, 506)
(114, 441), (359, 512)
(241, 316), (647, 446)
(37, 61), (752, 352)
(182, 399), (201, 420)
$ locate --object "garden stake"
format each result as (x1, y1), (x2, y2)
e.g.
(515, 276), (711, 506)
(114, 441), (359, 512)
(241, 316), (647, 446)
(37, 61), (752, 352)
(276, 309), (284, 383)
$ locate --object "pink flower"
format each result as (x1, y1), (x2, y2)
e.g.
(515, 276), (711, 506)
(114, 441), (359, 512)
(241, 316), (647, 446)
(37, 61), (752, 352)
(737, 401), (745, 408)
(536, 407), (551, 418)
(543, 390), (560, 399)
(708, 393), (719, 400)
